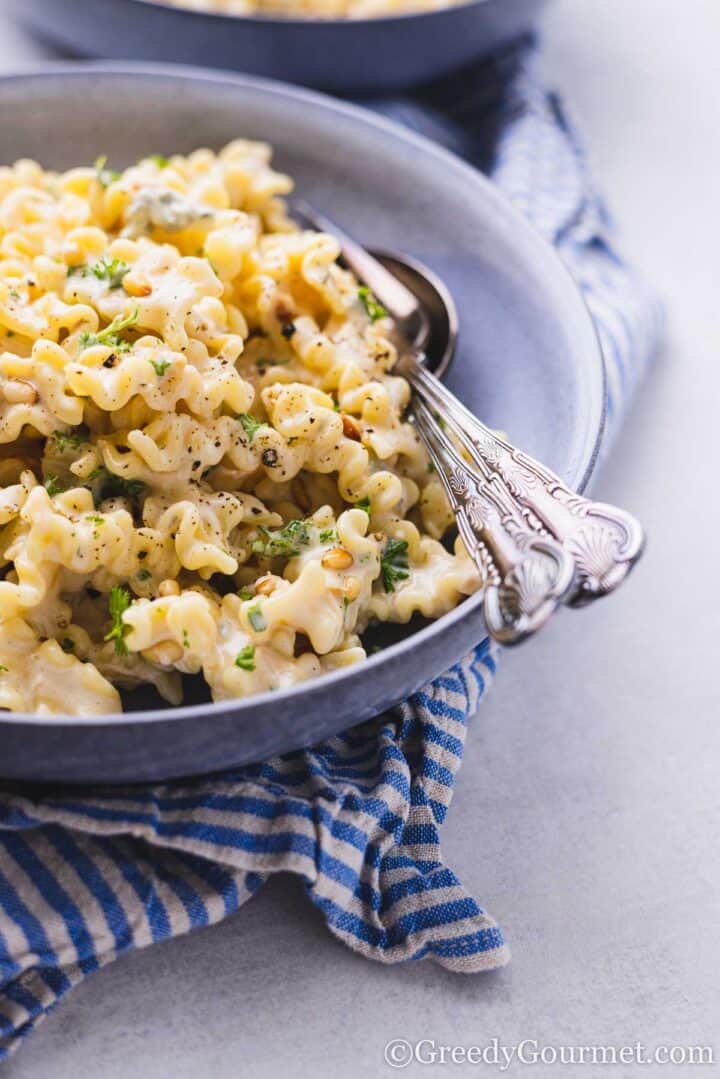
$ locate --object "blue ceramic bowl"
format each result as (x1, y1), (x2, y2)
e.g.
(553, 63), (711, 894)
(8, 0), (547, 94)
(0, 64), (604, 783)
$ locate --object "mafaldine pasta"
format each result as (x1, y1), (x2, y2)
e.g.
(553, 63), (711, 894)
(151, 0), (462, 18)
(0, 142), (479, 715)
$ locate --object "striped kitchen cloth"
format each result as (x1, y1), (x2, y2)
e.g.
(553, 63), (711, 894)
(0, 40), (662, 1060)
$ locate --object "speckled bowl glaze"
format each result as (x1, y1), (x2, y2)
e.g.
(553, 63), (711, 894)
(0, 65), (604, 783)
(8, 0), (547, 94)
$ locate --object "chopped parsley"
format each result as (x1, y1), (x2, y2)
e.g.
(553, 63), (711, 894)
(238, 586), (254, 601)
(44, 475), (64, 497)
(147, 153), (169, 169)
(104, 585), (131, 655)
(247, 604), (267, 633)
(235, 645), (256, 671)
(182, 629), (191, 649)
(8, 288), (20, 301)
(354, 496), (371, 515)
(95, 155), (121, 188)
(319, 528), (337, 544)
(61, 638), (75, 653)
(357, 285), (388, 322)
(86, 514), (105, 526)
(237, 412), (265, 441)
(79, 307), (139, 352)
(53, 427), (89, 453)
(380, 538), (410, 593)
(70, 255), (130, 290)
(251, 519), (311, 558)
(150, 357), (172, 377)
(137, 569), (152, 581)
(90, 466), (146, 501)
(0, 665), (7, 673)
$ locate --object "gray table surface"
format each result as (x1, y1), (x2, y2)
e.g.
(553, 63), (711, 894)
(3, 1), (719, 1076)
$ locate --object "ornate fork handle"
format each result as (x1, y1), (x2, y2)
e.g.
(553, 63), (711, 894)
(412, 399), (576, 644)
(406, 359), (645, 607)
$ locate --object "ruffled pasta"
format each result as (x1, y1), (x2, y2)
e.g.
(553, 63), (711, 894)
(150, 0), (463, 19)
(0, 141), (480, 715)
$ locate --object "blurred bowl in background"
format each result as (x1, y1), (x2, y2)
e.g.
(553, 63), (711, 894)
(8, 0), (547, 93)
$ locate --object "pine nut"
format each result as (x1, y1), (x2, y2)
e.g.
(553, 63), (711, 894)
(158, 578), (180, 597)
(341, 414), (361, 441)
(255, 574), (280, 597)
(322, 546), (353, 571)
(124, 272), (153, 297)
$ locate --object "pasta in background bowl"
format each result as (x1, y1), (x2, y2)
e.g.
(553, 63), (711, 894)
(0, 143), (480, 716)
(151, 0), (464, 18)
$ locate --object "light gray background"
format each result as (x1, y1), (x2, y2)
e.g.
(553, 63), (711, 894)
(3, 0), (719, 1075)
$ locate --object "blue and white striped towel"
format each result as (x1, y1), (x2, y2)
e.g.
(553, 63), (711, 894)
(0, 40), (662, 1060)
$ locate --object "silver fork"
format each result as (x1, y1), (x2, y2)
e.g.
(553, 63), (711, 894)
(297, 203), (645, 644)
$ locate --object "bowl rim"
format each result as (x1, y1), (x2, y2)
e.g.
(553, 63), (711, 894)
(0, 60), (606, 729)
(128, 0), (491, 29)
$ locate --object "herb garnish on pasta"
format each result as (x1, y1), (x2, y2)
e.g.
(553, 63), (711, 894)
(0, 140), (479, 715)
